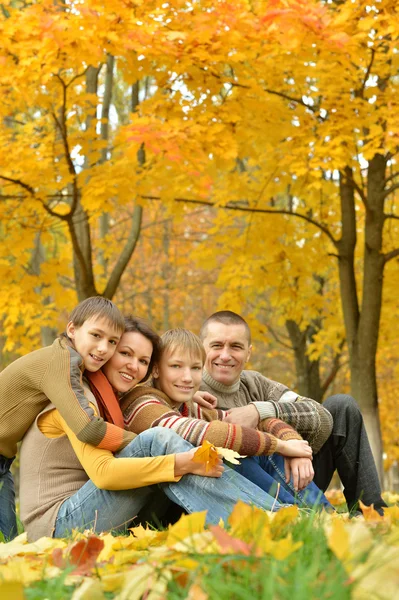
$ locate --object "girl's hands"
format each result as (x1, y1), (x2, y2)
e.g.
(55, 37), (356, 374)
(174, 448), (224, 478)
(276, 438), (313, 459)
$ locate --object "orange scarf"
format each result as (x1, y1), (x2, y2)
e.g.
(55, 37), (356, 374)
(85, 370), (125, 428)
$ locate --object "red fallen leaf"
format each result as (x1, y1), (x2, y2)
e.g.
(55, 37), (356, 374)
(52, 535), (104, 574)
(209, 525), (253, 556)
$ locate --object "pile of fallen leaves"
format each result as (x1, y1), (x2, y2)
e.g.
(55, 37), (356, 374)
(1, 443), (399, 599)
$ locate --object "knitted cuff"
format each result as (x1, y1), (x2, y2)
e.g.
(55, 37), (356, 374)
(252, 401), (278, 420)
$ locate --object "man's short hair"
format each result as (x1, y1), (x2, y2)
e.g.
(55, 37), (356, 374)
(160, 328), (206, 364)
(69, 296), (125, 334)
(200, 311), (251, 344)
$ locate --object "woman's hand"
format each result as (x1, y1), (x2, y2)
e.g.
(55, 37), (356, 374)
(192, 391), (218, 410)
(174, 449), (224, 478)
(276, 438), (312, 459)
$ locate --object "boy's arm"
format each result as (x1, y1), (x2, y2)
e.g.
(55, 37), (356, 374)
(122, 394), (300, 457)
(40, 407), (179, 490)
(41, 339), (135, 452)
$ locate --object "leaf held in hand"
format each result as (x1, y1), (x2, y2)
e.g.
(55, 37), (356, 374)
(192, 440), (220, 472)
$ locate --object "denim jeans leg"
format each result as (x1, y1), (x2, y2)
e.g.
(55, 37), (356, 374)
(130, 428), (284, 523)
(233, 457), (296, 504)
(55, 428), (282, 535)
(259, 454), (332, 509)
(0, 459), (17, 540)
(313, 394), (387, 513)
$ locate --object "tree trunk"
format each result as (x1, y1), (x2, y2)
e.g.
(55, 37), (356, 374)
(285, 320), (323, 401)
(337, 156), (386, 479)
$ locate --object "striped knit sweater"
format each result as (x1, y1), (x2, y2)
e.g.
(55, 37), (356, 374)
(121, 386), (302, 457)
(200, 370), (333, 454)
(0, 337), (135, 458)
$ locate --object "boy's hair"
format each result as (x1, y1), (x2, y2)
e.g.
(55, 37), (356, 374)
(200, 310), (251, 344)
(69, 296), (125, 334)
(160, 328), (206, 364)
(124, 315), (161, 382)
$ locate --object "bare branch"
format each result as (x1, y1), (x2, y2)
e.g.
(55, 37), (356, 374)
(384, 247), (399, 263)
(140, 195), (338, 247)
(384, 213), (399, 221)
(384, 182), (399, 198)
(103, 205), (143, 299)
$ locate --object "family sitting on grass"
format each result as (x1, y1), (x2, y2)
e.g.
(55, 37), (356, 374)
(0, 298), (386, 541)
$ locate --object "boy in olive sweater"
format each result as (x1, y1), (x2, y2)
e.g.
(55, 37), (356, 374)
(0, 296), (135, 539)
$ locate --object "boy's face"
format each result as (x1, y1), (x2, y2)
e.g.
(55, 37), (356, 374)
(66, 316), (121, 372)
(153, 349), (203, 405)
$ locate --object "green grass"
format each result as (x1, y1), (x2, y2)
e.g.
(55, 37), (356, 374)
(16, 511), (353, 599)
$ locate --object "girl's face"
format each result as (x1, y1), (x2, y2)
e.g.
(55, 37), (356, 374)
(103, 331), (153, 394)
(153, 349), (203, 405)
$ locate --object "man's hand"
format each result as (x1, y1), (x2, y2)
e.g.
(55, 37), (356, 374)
(224, 404), (259, 428)
(284, 457), (314, 491)
(193, 391), (218, 409)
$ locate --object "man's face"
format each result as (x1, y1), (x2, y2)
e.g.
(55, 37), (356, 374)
(66, 316), (121, 372)
(202, 322), (252, 386)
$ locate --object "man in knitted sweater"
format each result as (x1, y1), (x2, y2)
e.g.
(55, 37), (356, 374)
(198, 311), (386, 514)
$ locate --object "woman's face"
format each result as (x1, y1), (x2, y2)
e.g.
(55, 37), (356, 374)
(102, 331), (153, 394)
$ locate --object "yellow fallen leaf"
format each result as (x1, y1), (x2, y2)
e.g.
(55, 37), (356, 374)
(99, 571), (126, 594)
(359, 501), (384, 522)
(166, 512), (207, 547)
(115, 564), (172, 600)
(352, 543), (399, 600)
(268, 534), (303, 560)
(96, 534), (116, 563)
(228, 501), (270, 541)
(71, 577), (105, 600)
(187, 582), (208, 600)
(192, 440), (220, 472)
(0, 581), (24, 600)
(216, 447), (244, 465)
(270, 505), (299, 535)
(325, 517), (350, 562)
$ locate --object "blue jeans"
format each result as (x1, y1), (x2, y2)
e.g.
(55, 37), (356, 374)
(0, 456), (17, 540)
(54, 428), (282, 537)
(234, 455), (332, 509)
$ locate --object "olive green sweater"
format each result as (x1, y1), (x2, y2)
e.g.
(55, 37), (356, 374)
(0, 337), (135, 458)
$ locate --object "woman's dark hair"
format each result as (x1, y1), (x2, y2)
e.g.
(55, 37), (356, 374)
(123, 315), (161, 382)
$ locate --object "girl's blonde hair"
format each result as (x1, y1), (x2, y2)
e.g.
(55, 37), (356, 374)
(160, 328), (206, 364)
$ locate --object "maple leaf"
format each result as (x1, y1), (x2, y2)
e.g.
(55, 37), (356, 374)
(52, 535), (104, 575)
(166, 512), (207, 547)
(216, 447), (244, 465)
(192, 440), (220, 472)
(359, 501), (384, 523)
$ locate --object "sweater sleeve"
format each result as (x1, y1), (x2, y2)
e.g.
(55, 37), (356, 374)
(255, 396), (333, 454)
(41, 339), (135, 453)
(123, 394), (294, 457)
(39, 407), (179, 490)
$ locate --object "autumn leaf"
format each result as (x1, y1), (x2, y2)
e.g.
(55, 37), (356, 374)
(216, 447), (244, 465)
(166, 512), (208, 547)
(53, 535), (104, 575)
(0, 581), (24, 600)
(359, 501), (384, 523)
(192, 440), (220, 472)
